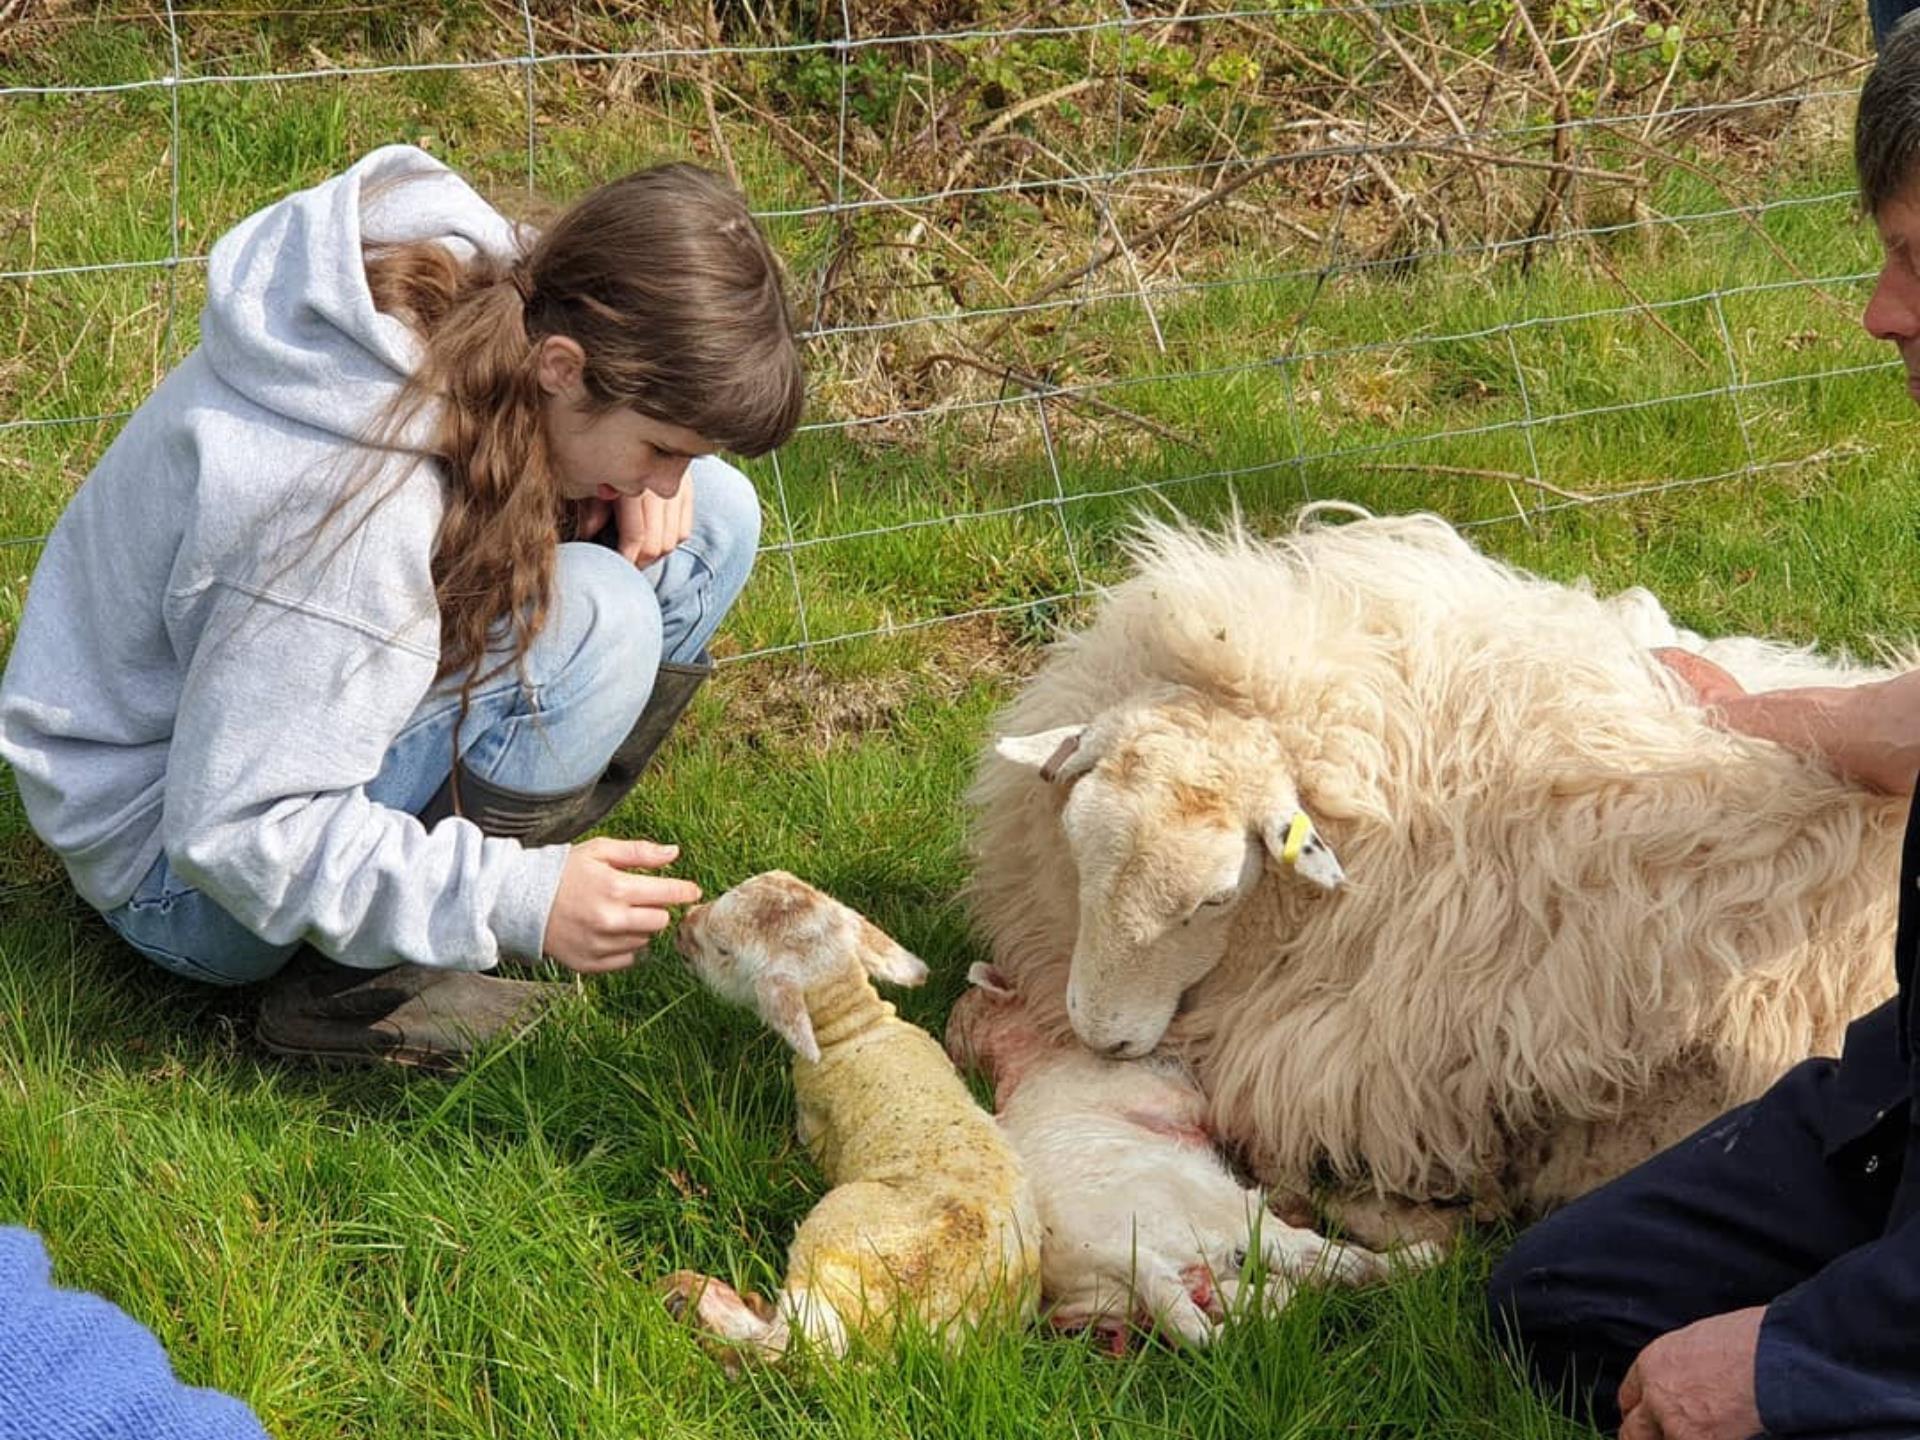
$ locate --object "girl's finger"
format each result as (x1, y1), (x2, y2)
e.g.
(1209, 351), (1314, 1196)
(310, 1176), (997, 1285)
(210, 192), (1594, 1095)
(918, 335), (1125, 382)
(590, 837), (681, 869)
(619, 875), (702, 908)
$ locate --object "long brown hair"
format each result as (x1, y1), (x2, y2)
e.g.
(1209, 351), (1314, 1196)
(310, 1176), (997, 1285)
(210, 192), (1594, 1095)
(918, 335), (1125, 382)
(362, 162), (804, 702)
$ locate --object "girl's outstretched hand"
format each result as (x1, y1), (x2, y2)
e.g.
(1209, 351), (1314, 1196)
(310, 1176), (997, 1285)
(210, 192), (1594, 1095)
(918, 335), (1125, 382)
(542, 837), (701, 974)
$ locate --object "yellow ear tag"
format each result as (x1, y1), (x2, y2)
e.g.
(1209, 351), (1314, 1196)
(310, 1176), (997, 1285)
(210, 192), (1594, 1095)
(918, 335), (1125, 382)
(1281, 811), (1312, 866)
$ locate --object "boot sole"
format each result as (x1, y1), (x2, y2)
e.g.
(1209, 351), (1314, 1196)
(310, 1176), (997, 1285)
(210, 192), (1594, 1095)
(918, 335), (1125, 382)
(254, 1024), (462, 1072)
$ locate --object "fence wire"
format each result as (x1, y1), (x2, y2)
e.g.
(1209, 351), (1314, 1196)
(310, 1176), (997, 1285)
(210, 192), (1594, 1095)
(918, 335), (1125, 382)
(0, 1), (1885, 661)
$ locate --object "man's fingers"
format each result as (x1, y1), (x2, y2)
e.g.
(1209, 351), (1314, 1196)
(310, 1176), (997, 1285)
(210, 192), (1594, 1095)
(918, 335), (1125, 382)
(1618, 1404), (1662, 1440)
(1617, 1360), (1644, 1416)
(1653, 647), (1744, 704)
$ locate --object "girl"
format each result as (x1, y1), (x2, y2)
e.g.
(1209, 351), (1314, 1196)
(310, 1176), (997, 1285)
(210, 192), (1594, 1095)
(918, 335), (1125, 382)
(0, 144), (804, 1066)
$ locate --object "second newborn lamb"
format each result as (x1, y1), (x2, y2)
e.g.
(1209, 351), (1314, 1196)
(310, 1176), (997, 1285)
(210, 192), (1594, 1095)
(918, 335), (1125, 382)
(948, 963), (1432, 1347)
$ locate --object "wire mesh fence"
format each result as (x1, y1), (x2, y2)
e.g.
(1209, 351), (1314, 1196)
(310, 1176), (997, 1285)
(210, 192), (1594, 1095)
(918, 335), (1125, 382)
(0, 1), (1888, 661)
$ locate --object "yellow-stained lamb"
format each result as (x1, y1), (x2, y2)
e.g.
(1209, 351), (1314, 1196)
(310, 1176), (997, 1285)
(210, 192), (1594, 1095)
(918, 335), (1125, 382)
(663, 870), (1040, 1359)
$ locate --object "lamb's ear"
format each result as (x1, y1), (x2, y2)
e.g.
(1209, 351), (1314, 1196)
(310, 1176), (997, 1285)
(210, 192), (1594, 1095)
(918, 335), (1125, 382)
(996, 725), (1098, 784)
(854, 917), (929, 988)
(966, 962), (1018, 1002)
(1260, 806), (1344, 891)
(752, 974), (820, 1063)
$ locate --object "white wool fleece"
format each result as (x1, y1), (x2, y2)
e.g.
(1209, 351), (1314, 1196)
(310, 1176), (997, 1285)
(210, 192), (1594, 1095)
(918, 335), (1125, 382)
(0, 145), (569, 970)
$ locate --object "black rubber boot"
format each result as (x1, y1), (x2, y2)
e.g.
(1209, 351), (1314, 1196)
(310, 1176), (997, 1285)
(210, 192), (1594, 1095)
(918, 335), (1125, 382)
(256, 949), (567, 1071)
(565, 655), (712, 837)
(414, 654), (712, 848)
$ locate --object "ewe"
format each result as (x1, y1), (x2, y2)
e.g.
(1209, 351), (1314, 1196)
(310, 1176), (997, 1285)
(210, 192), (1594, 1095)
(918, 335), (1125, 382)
(666, 871), (1040, 1358)
(961, 509), (1904, 1245)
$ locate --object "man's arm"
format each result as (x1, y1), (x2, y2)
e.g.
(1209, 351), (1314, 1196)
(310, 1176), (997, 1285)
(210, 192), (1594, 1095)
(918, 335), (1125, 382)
(1753, 1215), (1920, 1438)
(1656, 650), (1920, 796)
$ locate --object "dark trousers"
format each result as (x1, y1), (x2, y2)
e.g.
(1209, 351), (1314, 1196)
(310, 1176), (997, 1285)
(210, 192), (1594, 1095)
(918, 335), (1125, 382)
(1874, 0), (1920, 46)
(1488, 994), (1920, 1436)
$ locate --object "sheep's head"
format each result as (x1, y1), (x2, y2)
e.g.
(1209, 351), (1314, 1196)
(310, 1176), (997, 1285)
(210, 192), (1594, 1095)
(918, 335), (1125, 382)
(995, 691), (1343, 1059)
(675, 870), (928, 1062)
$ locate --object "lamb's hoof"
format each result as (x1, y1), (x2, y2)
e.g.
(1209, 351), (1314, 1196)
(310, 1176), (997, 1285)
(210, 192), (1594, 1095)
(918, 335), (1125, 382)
(1323, 1193), (1470, 1252)
(1265, 1190), (1318, 1229)
(658, 1269), (711, 1322)
(1389, 1239), (1447, 1271)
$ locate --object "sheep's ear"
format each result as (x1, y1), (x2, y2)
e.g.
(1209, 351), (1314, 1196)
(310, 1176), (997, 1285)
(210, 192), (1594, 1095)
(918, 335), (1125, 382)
(854, 916), (929, 988)
(996, 725), (1097, 784)
(966, 962), (1018, 1002)
(1260, 806), (1344, 891)
(752, 973), (820, 1063)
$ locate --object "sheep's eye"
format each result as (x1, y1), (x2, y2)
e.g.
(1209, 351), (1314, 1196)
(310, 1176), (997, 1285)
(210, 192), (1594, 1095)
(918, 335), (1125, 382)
(1180, 889), (1239, 926)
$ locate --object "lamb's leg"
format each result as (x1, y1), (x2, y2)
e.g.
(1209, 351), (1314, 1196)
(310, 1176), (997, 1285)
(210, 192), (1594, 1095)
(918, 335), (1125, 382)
(1255, 1214), (1393, 1287)
(1138, 1263), (1220, 1347)
(1318, 1191), (1470, 1252)
(659, 1271), (791, 1361)
(778, 1286), (850, 1358)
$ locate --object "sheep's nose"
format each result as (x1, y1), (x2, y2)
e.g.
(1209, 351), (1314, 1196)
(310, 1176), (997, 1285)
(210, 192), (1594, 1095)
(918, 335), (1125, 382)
(1103, 1038), (1134, 1057)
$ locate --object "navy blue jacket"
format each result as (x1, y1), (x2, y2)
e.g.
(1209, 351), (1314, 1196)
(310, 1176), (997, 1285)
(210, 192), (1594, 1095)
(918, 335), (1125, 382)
(1755, 796), (1920, 1437)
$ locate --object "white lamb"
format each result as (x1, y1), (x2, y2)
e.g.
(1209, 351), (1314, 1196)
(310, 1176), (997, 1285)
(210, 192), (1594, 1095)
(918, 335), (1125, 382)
(947, 961), (1434, 1346)
(962, 507), (1907, 1246)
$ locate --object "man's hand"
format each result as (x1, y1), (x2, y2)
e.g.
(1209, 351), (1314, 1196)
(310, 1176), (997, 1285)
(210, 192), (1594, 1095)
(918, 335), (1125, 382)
(1617, 1306), (1765, 1440)
(1654, 647), (1920, 796)
(1654, 648), (1747, 711)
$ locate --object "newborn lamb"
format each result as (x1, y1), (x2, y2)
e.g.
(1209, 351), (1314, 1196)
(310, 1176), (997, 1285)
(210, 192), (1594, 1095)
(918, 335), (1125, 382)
(947, 963), (1432, 1347)
(664, 871), (1040, 1359)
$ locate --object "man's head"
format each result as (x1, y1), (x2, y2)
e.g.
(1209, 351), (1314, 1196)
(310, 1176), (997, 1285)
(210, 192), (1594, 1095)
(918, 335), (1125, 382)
(1859, 13), (1920, 389)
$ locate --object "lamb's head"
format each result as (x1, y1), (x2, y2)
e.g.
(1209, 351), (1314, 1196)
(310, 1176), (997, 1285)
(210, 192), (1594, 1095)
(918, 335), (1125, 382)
(995, 691), (1343, 1059)
(675, 870), (928, 1062)
(945, 963), (1058, 1105)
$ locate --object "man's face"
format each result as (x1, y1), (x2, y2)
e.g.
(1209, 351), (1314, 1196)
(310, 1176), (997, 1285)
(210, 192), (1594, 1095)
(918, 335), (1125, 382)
(1866, 188), (1920, 400)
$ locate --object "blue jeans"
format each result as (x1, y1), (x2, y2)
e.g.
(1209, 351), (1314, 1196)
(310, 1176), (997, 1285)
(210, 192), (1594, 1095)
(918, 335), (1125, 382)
(100, 457), (761, 987)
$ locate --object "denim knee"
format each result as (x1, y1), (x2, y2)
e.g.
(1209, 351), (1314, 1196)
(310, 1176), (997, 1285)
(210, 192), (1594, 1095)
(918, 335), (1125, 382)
(544, 543), (664, 731)
(686, 455), (762, 616)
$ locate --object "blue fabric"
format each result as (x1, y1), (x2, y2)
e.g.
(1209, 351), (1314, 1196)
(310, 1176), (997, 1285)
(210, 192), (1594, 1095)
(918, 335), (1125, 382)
(1872, 0), (1920, 48)
(1488, 795), (1920, 1437)
(0, 1227), (270, 1439)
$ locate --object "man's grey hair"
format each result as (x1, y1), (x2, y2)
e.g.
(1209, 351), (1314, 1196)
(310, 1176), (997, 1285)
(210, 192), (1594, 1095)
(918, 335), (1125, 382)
(1859, 11), (1920, 214)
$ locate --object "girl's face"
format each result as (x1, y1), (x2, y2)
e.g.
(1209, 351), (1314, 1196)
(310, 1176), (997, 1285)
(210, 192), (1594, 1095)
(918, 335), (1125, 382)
(535, 335), (712, 502)
(544, 397), (711, 504)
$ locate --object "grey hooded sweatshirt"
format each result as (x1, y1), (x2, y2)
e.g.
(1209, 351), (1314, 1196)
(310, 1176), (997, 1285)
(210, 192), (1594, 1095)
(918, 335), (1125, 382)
(0, 145), (570, 970)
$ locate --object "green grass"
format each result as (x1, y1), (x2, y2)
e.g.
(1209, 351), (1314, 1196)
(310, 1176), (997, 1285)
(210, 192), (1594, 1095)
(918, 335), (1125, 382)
(3, 7), (1916, 1437)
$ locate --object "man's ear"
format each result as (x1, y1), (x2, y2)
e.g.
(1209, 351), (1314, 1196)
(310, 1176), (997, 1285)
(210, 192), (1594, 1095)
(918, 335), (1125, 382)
(996, 725), (1098, 784)
(854, 916), (929, 988)
(1259, 804), (1344, 891)
(752, 974), (820, 1063)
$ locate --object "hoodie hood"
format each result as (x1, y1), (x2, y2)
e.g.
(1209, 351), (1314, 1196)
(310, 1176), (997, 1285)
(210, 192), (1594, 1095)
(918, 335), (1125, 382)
(199, 144), (526, 444)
